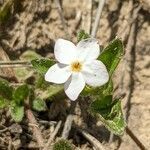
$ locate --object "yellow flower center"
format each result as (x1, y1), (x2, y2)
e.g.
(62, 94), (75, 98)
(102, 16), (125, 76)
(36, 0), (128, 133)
(71, 61), (82, 72)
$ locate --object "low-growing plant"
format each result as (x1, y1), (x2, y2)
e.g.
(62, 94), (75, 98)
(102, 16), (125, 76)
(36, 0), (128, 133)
(31, 30), (126, 135)
(0, 30), (126, 136)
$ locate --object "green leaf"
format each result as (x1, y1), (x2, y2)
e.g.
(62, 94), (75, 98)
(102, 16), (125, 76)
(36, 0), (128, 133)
(90, 95), (113, 118)
(77, 30), (90, 42)
(81, 79), (113, 98)
(35, 75), (48, 89)
(0, 96), (9, 109)
(98, 38), (124, 77)
(13, 84), (29, 105)
(81, 85), (101, 97)
(32, 98), (47, 112)
(90, 97), (126, 135)
(100, 79), (113, 96)
(10, 101), (24, 122)
(31, 58), (55, 75)
(0, 78), (13, 100)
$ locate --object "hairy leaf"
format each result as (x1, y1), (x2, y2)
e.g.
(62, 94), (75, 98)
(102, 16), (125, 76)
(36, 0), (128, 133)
(10, 101), (24, 122)
(0, 78), (13, 100)
(31, 58), (55, 75)
(0, 96), (9, 109)
(32, 98), (47, 112)
(90, 97), (126, 135)
(13, 84), (29, 105)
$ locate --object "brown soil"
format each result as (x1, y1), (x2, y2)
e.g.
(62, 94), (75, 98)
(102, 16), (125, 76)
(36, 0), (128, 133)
(0, 0), (150, 150)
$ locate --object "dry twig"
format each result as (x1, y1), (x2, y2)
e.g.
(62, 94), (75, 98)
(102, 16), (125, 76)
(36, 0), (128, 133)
(126, 127), (146, 150)
(0, 60), (30, 65)
(25, 109), (44, 148)
(117, 5), (141, 42)
(55, 0), (70, 39)
(0, 65), (32, 68)
(91, 0), (105, 37)
(44, 121), (62, 150)
(72, 10), (82, 34)
(0, 60), (32, 68)
(78, 129), (105, 150)
(61, 114), (74, 139)
(61, 101), (76, 139)
(81, 0), (92, 34)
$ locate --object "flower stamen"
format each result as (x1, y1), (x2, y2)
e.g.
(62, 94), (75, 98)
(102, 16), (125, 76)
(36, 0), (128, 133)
(71, 61), (82, 72)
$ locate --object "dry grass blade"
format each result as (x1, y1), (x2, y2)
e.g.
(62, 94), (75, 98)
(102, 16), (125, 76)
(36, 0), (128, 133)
(91, 0), (105, 38)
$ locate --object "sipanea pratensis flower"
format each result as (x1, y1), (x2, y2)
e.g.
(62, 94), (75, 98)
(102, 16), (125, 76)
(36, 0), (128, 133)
(45, 38), (109, 101)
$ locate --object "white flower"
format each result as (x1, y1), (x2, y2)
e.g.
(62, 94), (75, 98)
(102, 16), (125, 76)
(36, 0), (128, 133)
(45, 38), (109, 101)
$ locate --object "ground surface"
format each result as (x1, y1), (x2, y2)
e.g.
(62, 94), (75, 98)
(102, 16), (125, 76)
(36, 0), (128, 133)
(0, 0), (150, 150)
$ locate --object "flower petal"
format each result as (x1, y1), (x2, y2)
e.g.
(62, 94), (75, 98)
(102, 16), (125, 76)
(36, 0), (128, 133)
(45, 63), (71, 84)
(54, 39), (77, 64)
(82, 60), (109, 87)
(64, 73), (85, 101)
(77, 38), (100, 61)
